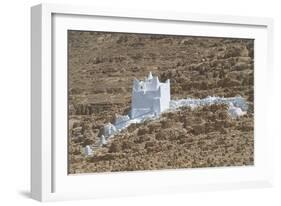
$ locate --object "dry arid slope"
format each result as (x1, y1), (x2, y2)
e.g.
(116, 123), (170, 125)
(68, 31), (254, 174)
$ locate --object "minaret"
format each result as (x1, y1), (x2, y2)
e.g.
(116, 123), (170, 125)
(147, 71), (153, 80)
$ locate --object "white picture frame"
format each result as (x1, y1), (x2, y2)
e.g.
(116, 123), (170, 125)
(31, 3), (274, 202)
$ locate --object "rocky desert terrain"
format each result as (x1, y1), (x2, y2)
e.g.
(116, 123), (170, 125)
(67, 30), (254, 174)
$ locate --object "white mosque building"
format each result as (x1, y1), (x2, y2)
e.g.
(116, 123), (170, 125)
(131, 72), (171, 118)
(98, 72), (171, 144)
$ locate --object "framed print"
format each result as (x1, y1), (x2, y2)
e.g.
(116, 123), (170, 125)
(31, 3), (274, 201)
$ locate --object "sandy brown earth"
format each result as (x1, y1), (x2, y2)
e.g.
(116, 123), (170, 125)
(68, 31), (254, 174)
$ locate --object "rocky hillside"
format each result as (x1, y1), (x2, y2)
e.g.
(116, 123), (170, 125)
(68, 31), (254, 174)
(69, 105), (253, 173)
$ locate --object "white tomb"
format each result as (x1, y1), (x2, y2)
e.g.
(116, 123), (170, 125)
(100, 135), (107, 145)
(228, 102), (247, 118)
(131, 72), (171, 119)
(84, 145), (93, 156)
(103, 123), (117, 137)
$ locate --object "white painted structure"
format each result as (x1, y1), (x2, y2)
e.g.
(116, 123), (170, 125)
(84, 145), (93, 156)
(114, 114), (130, 130)
(103, 123), (117, 137)
(131, 72), (170, 118)
(100, 135), (107, 145)
(228, 102), (247, 118)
